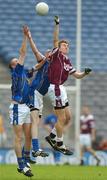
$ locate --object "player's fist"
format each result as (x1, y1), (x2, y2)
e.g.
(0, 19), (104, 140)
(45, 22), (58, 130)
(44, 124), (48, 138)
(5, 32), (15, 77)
(54, 16), (59, 25)
(84, 68), (92, 75)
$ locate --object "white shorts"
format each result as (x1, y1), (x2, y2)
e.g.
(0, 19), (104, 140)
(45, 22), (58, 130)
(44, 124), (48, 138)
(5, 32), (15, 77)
(9, 103), (31, 125)
(80, 134), (91, 147)
(47, 84), (68, 108)
(34, 90), (43, 116)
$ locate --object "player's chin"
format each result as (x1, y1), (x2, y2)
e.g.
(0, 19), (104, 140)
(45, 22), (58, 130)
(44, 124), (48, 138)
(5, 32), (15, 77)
(63, 49), (69, 54)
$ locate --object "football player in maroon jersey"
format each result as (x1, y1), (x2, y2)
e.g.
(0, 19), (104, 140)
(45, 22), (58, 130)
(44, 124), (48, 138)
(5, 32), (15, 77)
(45, 16), (92, 155)
(80, 106), (100, 165)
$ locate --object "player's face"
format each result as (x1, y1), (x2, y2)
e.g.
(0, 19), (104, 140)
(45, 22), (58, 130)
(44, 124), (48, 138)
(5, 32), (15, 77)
(10, 58), (18, 69)
(82, 106), (90, 116)
(59, 43), (69, 54)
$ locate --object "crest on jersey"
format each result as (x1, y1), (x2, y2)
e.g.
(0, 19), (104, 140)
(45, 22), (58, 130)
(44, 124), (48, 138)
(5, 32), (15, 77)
(64, 62), (71, 71)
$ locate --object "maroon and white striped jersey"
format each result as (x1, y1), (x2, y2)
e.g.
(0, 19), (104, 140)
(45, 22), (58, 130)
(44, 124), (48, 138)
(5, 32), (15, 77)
(80, 114), (95, 134)
(48, 48), (76, 85)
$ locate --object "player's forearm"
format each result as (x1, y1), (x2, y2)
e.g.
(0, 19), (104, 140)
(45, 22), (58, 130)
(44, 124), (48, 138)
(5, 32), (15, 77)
(18, 35), (27, 65)
(28, 36), (43, 62)
(72, 71), (86, 79)
(53, 16), (59, 48)
(72, 68), (92, 79)
(35, 59), (46, 71)
(53, 24), (59, 48)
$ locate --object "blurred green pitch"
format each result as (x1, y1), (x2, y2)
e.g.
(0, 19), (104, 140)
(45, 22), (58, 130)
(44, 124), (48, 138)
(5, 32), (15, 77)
(0, 165), (107, 180)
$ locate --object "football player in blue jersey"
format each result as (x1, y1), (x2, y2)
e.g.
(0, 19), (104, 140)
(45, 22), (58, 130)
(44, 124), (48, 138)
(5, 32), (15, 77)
(9, 26), (49, 176)
(9, 26), (34, 177)
(23, 26), (51, 157)
(24, 27), (49, 157)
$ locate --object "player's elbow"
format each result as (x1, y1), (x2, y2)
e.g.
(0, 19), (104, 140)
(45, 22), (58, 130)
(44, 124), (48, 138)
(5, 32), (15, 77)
(53, 40), (58, 48)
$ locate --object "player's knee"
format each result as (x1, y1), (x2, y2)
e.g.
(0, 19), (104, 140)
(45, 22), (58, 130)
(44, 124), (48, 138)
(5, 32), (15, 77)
(15, 135), (22, 144)
(64, 117), (71, 126)
(66, 111), (72, 122)
(86, 147), (92, 152)
(25, 134), (31, 141)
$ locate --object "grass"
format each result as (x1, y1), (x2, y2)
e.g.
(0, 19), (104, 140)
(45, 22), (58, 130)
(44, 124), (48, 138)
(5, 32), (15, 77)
(0, 164), (107, 180)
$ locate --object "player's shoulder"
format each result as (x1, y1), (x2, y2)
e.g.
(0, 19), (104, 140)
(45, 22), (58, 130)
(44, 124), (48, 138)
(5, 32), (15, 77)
(52, 47), (59, 54)
(80, 114), (94, 122)
(80, 115), (85, 121)
(15, 63), (24, 71)
(17, 63), (24, 68)
(88, 114), (94, 120)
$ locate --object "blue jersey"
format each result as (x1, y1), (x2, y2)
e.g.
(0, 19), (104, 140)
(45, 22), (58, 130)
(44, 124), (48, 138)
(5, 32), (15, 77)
(31, 61), (50, 96)
(11, 63), (31, 104)
(44, 114), (57, 128)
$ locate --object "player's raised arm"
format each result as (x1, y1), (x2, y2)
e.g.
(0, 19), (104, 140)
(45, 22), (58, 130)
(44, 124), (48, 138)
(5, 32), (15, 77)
(53, 16), (59, 48)
(23, 25), (44, 62)
(18, 27), (27, 65)
(72, 68), (92, 79)
(34, 59), (46, 71)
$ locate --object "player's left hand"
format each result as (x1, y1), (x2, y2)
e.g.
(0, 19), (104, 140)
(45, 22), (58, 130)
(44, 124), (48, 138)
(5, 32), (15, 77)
(54, 16), (59, 25)
(84, 68), (92, 75)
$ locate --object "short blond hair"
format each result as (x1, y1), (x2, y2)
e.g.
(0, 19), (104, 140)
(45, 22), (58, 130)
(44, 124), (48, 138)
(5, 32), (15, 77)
(58, 39), (69, 47)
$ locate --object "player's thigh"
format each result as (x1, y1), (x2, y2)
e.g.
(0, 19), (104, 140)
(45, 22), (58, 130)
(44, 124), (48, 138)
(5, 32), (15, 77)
(30, 109), (39, 124)
(60, 85), (68, 105)
(80, 134), (87, 146)
(48, 84), (67, 107)
(86, 146), (93, 152)
(60, 86), (72, 120)
(47, 84), (56, 106)
(34, 90), (43, 109)
(80, 134), (91, 147)
(38, 93), (43, 117)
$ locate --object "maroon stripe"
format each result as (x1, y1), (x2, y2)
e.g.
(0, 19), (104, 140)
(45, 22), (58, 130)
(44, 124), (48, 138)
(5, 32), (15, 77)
(54, 85), (60, 96)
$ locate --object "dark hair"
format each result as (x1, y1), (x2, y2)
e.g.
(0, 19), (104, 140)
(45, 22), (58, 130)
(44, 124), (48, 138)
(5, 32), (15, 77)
(8, 58), (17, 70)
(58, 39), (69, 48)
(8, 62), (12, 69)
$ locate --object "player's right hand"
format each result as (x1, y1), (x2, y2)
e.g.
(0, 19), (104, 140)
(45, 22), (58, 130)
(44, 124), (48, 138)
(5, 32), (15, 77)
(54, 16), (59, 25)
(84, 68), (92, 74)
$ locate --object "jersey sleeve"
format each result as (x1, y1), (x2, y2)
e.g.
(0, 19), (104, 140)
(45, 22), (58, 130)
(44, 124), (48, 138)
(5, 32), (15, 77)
(69, 61), (76, 74)
(51, 48), (59, 57)
(90, 120), (95, 129)
(69, 67), (76, 74)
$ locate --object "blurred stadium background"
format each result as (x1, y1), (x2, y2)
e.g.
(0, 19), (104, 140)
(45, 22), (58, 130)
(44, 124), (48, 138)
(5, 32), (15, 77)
(0, 0), (107, 166)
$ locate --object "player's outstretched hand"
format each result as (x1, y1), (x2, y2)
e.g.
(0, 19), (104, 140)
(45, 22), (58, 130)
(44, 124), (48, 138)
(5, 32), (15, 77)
(23, 25), (31, 39)
(54, 16), (59, 25)
(84, 68), (92, 75)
